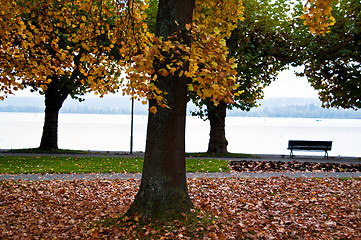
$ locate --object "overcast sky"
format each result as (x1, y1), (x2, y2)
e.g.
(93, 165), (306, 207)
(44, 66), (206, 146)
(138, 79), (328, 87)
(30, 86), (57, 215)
(263, 68), (319, 99)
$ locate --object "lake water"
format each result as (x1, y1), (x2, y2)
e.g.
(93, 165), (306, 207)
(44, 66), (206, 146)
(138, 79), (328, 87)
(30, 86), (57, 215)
(0, 112), (360, 157)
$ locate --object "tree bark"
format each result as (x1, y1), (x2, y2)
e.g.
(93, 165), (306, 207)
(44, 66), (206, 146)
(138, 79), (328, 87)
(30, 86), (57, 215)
(39, 81), (68, 150)
(207, 101), (228, 154)
(127, 0), (194, 219)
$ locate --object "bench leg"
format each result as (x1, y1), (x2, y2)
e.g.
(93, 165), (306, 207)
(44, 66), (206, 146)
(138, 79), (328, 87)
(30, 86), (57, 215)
(290, 150), (294, 158)
(324, 151), (328, 159)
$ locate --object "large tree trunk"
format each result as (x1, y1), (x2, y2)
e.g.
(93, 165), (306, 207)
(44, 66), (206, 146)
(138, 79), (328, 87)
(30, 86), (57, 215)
(207, 101), (228, 154)
(127, 0), (194, 219)
(39, 81), (68, 150)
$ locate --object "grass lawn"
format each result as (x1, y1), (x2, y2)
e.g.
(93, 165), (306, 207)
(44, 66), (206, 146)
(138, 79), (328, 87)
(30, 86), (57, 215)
(0, 155), (230, 174)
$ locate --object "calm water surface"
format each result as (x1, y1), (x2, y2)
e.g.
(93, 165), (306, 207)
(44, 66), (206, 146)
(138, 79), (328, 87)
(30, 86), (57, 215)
(0, 112), (360, 157)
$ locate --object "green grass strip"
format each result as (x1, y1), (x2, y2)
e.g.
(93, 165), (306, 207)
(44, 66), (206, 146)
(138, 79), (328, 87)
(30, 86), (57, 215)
(4, 149), (256, 158)
(0, 156), (230, 174)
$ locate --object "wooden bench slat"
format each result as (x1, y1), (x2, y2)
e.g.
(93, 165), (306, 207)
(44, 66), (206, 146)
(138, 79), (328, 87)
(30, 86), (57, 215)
(288, 140), (332, 158)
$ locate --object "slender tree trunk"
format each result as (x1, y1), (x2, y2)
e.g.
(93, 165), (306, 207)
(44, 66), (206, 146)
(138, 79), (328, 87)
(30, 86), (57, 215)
(39, 82), (68, 150)
(207, 101), (228, 154)
(127, 0), (194, 219)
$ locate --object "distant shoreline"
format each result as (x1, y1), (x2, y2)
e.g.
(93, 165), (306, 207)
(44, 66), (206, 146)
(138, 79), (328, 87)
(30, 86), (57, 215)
(1, 96), (361, 119)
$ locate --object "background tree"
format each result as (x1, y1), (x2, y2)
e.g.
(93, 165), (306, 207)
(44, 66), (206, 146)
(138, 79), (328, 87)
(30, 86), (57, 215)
(0, 0), (146, 149)
(191, 0), (301, 154)
(295, 0), (361, 109)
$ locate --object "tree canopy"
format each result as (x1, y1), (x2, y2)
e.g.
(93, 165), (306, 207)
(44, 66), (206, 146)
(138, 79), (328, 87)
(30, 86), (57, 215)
(0, 0), (149, 100)
(295, 0), (361, 109)
(192, 0), (301, 119)
(1, 0), (336, 108)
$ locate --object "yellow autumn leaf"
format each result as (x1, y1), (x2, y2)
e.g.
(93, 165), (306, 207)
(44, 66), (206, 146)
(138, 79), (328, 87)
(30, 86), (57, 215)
(213, 27), (220, 35)
(158, 68), (168, 76)
(178, 70), (184, 77)
(149, 106), (157, 114)
(309, 27), (315, 35)
(203, 89), (213, 98)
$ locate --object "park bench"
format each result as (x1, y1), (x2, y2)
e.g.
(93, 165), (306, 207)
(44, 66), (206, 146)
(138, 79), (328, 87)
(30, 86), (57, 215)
(287, 140), (332, 159)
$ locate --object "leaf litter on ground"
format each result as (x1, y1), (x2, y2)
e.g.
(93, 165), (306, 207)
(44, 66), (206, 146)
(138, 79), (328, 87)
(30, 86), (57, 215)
(0, 177), (360, 239)
(230, 160), (361, 173)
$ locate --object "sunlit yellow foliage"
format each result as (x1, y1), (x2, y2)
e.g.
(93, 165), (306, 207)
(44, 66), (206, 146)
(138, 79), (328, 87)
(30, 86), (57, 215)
(194, 0), (245, 39)
(301, 0), (336, 35)
(187, 0), (244, 105)
(1, 0), (336, 107)
(123, 0), (244, 109)
(0, 0), (147, 98)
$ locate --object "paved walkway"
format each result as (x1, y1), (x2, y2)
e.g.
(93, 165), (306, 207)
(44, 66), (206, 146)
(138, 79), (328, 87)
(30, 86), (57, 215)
(1, 151), (360, 181)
